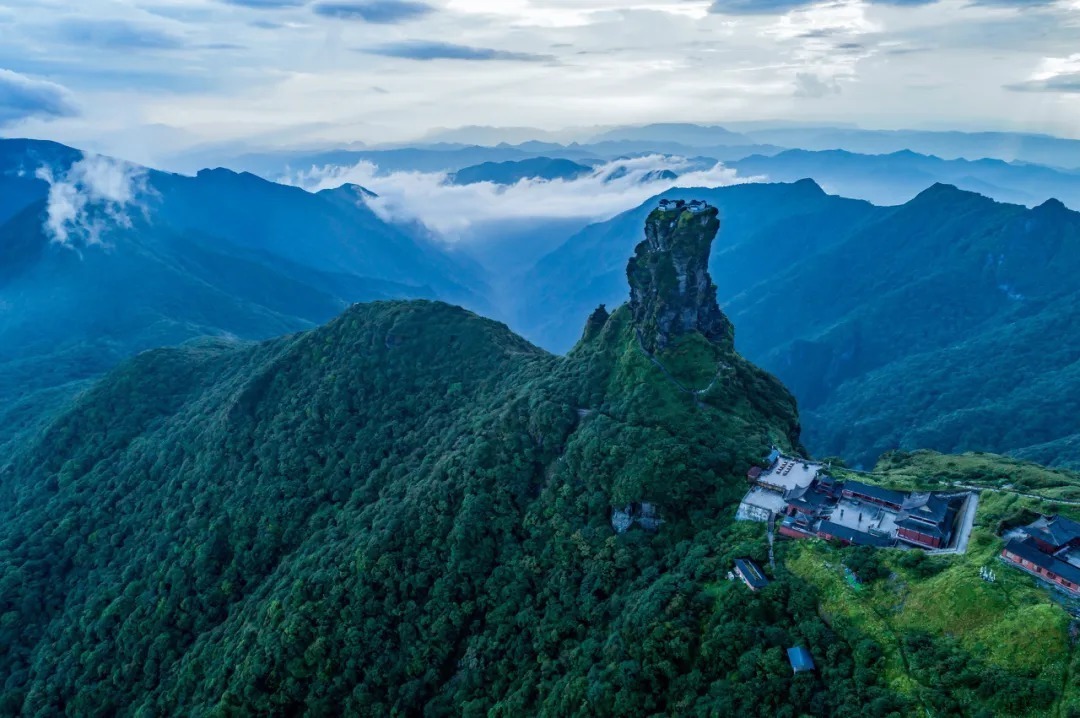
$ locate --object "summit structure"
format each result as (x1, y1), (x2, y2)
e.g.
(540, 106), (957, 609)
(627, 199), (734, 353)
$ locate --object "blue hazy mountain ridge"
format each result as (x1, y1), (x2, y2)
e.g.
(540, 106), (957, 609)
(521, 181), (1080, 469)
(189, 123), (1080, 183)
(449, 157), (594, 185)
(581, 122), (1080, 169)
(0, 139), (490, 448)
(588, 122), (755, 146)
(740, 126), (1080, 169)
(0, 139), (81, 225)
(730, 148), (1080, 208)
(732, 188), (1080, 470)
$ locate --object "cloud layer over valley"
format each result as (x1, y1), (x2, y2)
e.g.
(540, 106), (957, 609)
(287, 155), (753, 240)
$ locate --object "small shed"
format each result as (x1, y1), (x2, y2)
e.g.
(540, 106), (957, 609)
(733, 558), (769, 591)
(787, 646), (816, 674)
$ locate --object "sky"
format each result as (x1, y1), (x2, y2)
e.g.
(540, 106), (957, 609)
(1, 0), (1079, 165)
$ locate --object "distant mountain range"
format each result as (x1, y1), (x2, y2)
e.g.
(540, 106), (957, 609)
(584, 123), (1080, 170)
(730, 149), (1080, 208)
(516, 180), (1080, 468)
(0, 139), (487, 448)
(437, 148), (1080, 210)
(739, 126), (1080, 170)
(207, 127), (1080, 216)
(220, 122), (1080, 177)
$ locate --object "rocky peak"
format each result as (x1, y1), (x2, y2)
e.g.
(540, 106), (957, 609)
(580, 304), (610, 343)
(626, 199), (733, 353)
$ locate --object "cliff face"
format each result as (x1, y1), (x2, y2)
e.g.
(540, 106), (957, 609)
(627, 203), (734, 354)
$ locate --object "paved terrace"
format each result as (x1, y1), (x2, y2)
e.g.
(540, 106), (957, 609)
(757, 458), (823, 494)
(827, 498), (899, 539)
(736, 487), (789, 522)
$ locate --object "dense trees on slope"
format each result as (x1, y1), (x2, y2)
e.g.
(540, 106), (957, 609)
(1, 298), (1067, 715)
(0, 295), (916, 716)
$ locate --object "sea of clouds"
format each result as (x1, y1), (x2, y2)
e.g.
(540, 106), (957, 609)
(286, 154), (757, 241)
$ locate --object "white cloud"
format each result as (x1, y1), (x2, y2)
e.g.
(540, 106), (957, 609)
(286, 155), (756, 240)
(35, 154), (149, 247)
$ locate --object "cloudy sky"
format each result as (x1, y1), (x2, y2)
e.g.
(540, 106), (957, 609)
(2, 0), (1079, 164)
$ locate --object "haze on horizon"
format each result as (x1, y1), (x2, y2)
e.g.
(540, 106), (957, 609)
(1, 0), (1079, 167)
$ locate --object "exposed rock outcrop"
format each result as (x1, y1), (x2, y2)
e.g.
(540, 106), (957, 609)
(580, 304), (610, 343)
(611, 502), (664, 533)
(627, 200), (734, 354)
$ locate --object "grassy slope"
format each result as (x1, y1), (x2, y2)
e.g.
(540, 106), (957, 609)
(782, 450), (1080, 716)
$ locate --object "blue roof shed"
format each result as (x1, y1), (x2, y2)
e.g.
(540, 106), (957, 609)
(787, 646), (815, 674)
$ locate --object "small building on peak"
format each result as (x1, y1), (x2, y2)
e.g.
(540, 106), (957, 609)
(656, 198), (711, 214)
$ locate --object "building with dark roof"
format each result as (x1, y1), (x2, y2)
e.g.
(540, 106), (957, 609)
(778, 515), (817, 539)
(817, 520), (894, 548)
(784, 482), (835, 517)
(787, 646), (816, 674)
(739, 455), (974, 553)
(733, 558), (770, 591)
(1024, 515), (1080, 554)
(1001, 537), (1080, 596)
(841, 480), (905, 511)
(896, 494), (959, 549)
(896, 518), (951, 549)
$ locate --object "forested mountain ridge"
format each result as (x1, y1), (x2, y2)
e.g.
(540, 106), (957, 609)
(0, 209), (840, 716)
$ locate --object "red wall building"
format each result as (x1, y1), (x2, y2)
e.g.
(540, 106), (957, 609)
(1001, 538), (1080, 596)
